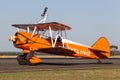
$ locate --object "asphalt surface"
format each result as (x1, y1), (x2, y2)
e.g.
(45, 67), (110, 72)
(0, 58), (120, 73)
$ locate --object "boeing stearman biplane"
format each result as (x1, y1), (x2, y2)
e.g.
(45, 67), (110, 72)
(10, 7), (110, 65)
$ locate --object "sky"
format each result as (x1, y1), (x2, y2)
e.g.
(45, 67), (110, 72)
(0, 0), (120, 52)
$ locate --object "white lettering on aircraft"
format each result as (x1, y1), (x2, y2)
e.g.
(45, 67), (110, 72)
(62, 39), (91, 56)
(79, 50), (91, 56)
(67, 47), (91, 56)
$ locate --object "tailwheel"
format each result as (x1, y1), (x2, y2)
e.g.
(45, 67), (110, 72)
(26, 51), (42, 65)
(17, 54), (27, 65)
(97, 59), (102, 64)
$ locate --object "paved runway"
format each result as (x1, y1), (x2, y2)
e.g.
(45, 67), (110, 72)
(0, 58), (120, 73)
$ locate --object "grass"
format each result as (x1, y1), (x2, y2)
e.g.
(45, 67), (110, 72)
(0, 69), (120, 80)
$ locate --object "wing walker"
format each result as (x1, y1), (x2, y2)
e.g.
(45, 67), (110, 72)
(10, 7), (110, 65)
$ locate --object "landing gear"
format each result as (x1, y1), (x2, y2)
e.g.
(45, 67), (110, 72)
(97, 59), (102, 64)
(27, 51), (42, 65)
(17, 51), (42, 65)
(26, 51), (35, 65)
(17, 54), (27, 65)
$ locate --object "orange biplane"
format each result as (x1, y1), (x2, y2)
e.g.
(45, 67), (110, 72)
(10, 7), (110, 65)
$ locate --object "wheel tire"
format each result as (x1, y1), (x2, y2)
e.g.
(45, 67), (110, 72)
(17, 55), (27, 65)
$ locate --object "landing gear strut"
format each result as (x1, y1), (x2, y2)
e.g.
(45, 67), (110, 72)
(26, 51), (35, 65)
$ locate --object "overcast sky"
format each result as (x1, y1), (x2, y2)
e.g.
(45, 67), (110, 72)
(0, 0), (120, 51)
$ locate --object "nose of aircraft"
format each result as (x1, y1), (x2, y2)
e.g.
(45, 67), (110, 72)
(10, 35), (16, 42)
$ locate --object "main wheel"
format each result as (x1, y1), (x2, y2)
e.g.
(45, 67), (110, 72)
(17, 54), (27, 65)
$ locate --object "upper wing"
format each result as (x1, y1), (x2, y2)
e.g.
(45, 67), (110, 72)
(12, 22), (71, 31)
(38, 47), (75, 56)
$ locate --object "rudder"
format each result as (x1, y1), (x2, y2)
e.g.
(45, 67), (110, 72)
(91, 37), (110, 58)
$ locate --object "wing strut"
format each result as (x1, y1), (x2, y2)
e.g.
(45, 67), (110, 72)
(32, 26), (37, 37)
(49, 26), (54, 47)
(53, 34), (59, 47)
(27, 26), (30, 33)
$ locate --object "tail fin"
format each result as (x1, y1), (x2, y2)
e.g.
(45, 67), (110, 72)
(91, 37), (110, 58)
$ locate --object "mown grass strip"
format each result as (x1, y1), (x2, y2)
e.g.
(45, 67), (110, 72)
(0, 69), (120, 80)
